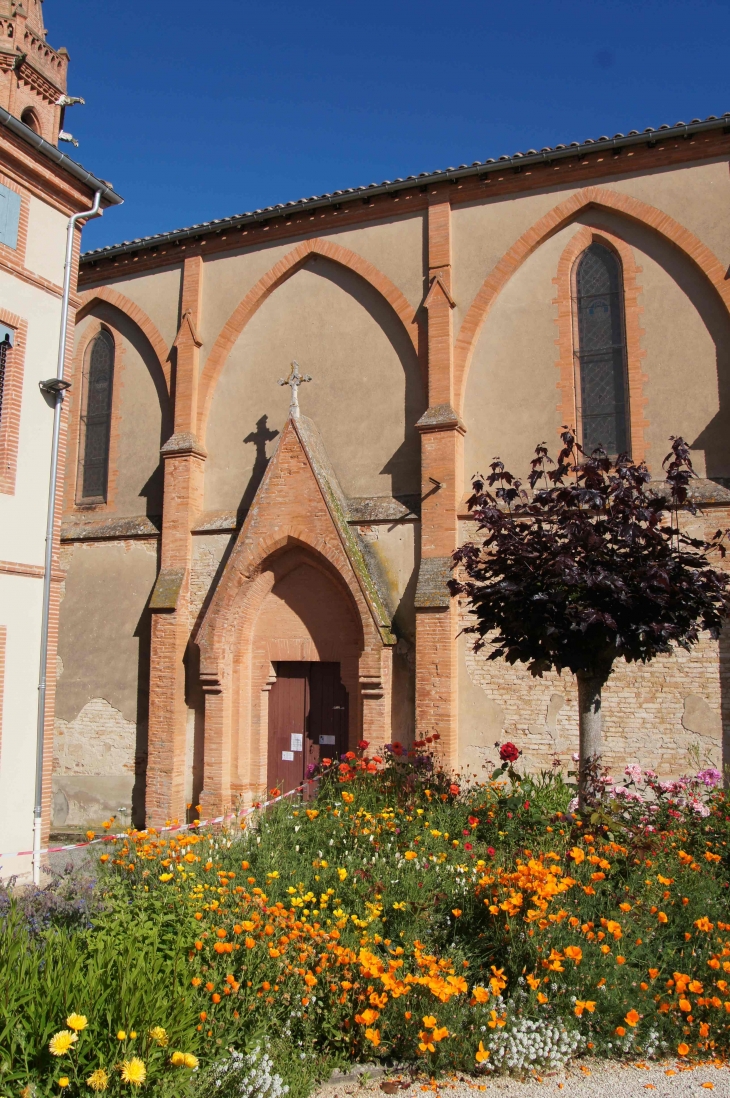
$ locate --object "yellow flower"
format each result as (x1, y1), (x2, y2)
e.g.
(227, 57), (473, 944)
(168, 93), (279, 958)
(471, 986), (490, 1002)
(337, 868), (347, 881)
(87, 1069), (109, 1092)
(392, 901), (406, 910)
(148, 1026), (168, 1046)
(404, 851), (417, 860)
(564, 945), (582, 965)
(121, 1058), (146, 1086)
(117, 1031), (127, 1041)
(171, 1051), (198, 1068)
(422, 1015), (437, 1028)
(365, 1028), (381, 1046)
(66, 1013), (88, 1032)
(537, 992), (548, 1004)
(475, 1041), (490, 1063)
(58, 1079), (70, 1089)
(159, 873), (173, 882)
(569, 847), (585, 864)
(49, 1031), (78, 1057)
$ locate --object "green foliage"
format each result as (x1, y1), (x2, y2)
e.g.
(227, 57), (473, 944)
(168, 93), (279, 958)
(2, 749), (729, 1091)
(0, 885), (200, 1094)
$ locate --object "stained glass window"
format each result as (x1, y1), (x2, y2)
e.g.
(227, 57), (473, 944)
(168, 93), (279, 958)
(80, 329), (114, 500)
(574, 243), (630, 457)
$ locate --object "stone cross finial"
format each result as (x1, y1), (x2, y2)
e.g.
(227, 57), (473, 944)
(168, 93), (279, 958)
(278, 360), (312, 419)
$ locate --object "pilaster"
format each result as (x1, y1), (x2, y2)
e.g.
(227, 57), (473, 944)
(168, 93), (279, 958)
(146, 257), (205, 825)
(415, 192), (462, 766)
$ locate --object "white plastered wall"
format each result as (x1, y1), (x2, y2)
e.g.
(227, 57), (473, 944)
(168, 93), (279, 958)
(0, 194), (67, 875)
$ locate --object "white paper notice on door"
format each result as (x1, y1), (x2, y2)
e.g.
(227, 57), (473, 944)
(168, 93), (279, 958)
(291, 734), (303, 752)
(319, 735), (336, 745)
(281, 750), (295, 762)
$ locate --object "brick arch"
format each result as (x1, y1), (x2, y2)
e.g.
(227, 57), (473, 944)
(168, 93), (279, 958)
(77, 286), (172, 394)
(196, 534), (382, 812)
(196, 237), (421, 443)
(198, 532), (378, 685)
(454, 186), (730, 415)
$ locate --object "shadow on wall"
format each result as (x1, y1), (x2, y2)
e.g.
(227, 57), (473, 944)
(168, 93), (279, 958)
(206, 254), (425, 516)
(131, 599), (152, 829)
(83, 301), (174, 518)
(309, 256), (425, 501)
(238, 414), (279, 523)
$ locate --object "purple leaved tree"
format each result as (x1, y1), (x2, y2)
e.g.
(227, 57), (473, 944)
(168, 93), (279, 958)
(450, 432), (730, 804)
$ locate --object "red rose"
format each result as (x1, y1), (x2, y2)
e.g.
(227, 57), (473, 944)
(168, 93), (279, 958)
(449, 784), (460, 796)
(464, 842), (472, 851)
(358, 740), (370, 750)
(498, 742), (520, 763)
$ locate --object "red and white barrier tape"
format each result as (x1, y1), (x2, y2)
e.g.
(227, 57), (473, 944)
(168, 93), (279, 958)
(0, 775), (321, 861)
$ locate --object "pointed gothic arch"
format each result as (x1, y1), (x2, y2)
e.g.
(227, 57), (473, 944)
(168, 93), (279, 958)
(77, 287), (172, 394)
(196, 237), (422, 443)
(453, 186), (730, 415)
(190, 417), (394, 815)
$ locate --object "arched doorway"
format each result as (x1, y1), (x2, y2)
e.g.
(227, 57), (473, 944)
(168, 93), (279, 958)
(247, 552), (362, 796)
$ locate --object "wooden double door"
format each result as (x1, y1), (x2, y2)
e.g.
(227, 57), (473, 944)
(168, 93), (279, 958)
(266, 662), (349, 795)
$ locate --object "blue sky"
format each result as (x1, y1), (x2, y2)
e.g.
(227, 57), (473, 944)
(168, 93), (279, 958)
(50, 0), (730, 252)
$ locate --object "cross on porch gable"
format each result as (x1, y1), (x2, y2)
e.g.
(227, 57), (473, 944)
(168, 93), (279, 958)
(278, 360), (312, 419)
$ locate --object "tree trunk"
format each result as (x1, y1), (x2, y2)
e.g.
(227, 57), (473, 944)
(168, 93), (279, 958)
(576, 668), (609, 808)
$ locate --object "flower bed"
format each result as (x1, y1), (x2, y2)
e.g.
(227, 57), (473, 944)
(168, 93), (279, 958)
(1, 744), (729, 1094)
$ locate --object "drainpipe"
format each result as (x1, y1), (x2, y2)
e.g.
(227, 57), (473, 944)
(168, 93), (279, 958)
(32, 190), (104, 886)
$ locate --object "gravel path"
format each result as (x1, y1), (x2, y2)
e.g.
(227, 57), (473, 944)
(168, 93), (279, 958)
(316, 1061), (730, 1098)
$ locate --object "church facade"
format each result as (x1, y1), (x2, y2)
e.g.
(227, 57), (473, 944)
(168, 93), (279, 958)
(54, 116), (730, 830)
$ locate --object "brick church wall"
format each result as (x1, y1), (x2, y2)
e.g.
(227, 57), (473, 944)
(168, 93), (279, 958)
(61, 133), (730, 827)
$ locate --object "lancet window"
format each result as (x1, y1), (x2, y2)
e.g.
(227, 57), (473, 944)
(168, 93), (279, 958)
(79, 328), (115, 501)
(573, 242), (630, 457)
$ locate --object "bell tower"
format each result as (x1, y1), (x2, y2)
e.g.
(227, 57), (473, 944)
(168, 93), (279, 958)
(0, 0), (83, 146)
